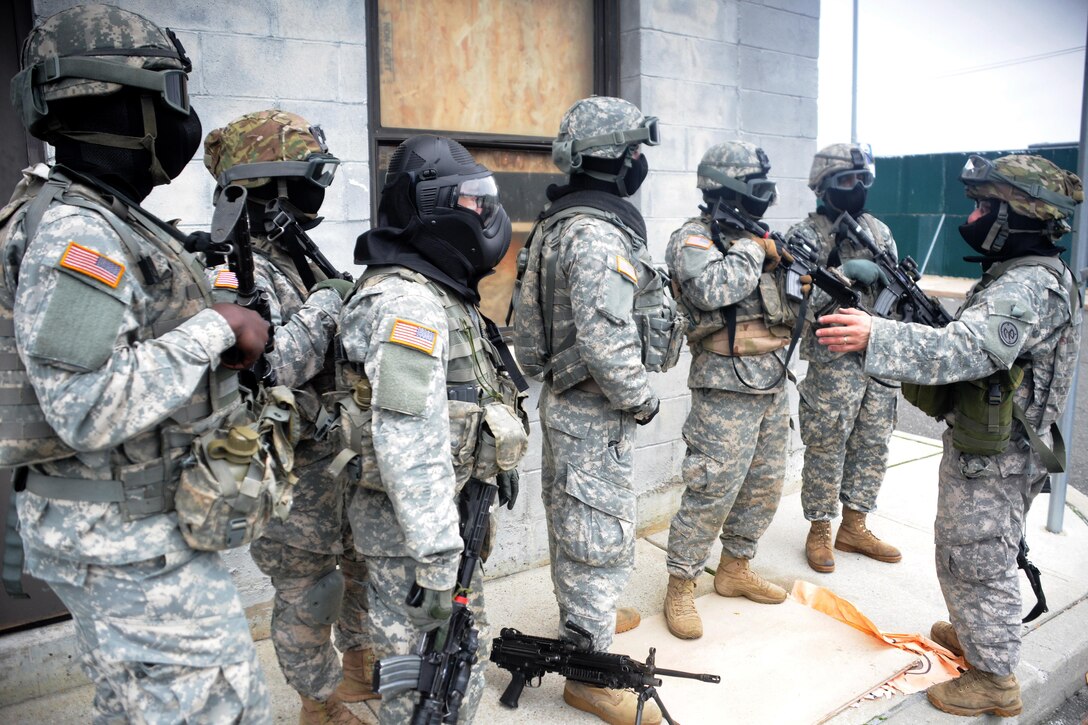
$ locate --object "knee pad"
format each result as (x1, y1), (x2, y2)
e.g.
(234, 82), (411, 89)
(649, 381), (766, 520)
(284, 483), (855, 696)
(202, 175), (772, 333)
(295, 568), (346, 627)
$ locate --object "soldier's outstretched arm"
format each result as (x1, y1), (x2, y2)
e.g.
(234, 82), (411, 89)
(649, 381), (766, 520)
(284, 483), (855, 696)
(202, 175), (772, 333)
(15, 209), (240, 452)
(565, 219), (653, 411)
(339, 281), (462, 590)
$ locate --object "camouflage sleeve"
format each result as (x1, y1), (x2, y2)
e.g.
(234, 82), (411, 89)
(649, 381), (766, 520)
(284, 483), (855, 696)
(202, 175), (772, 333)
(15, 207), (235, 451)
(670, 226), (763, 311)
(564, 217), (654, 411)
(865, 272), (1054, 384)
(340, 279), (461, 590)
(254, 257), (340, 389)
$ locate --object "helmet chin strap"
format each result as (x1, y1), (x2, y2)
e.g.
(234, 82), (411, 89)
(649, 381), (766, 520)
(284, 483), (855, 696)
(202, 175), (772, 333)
(981, 200), (1010, 253)
(578, 147), (634, 196)
(52, 95), (171, 186)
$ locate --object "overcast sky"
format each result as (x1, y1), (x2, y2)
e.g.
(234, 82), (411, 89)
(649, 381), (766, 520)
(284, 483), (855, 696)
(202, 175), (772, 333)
(817, 0), (1087, 157)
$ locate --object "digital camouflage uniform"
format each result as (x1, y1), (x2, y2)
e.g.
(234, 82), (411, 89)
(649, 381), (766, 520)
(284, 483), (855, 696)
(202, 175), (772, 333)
(788, 210), (900, 522)
(339, 267), (520, 724)
(3, 6), (269, 723)
(864, 154), (1083, 680)
(664, 215), (789, 580)
(204, 110), (370, 704)
(5, 168), (270, 724)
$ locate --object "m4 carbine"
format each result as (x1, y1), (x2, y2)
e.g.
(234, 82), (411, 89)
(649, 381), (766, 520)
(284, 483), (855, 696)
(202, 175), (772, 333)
(491, 622), (720, 725)
(835, 211), (952, 327)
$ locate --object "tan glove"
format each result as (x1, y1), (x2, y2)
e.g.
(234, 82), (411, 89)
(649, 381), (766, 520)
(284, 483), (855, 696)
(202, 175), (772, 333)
(752, 235), (781, 272)
(799, 273), (813, 297)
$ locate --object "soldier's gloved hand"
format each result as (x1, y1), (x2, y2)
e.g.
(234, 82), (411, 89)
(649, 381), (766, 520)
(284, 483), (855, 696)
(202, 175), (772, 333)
(406, 585), (454, 632)
(213, 303), (271, 369)
(751, 236), (781, 272)
(840, 259), (889, 288)
(799, 273), (813, 297)
(310, 278), (355, 301)
(634, 397), (660, 426)
(496, 469), (520, 510)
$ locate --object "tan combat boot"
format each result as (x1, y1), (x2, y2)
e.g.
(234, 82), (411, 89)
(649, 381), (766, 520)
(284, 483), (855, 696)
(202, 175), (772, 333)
(805, 520), (835, 573)
(299, 692), (366, 725)
(834, 508), (902, 563)
(926, 668), (1022, 717)
(564, 680), (663, 725)
(930, 621), (965, 658)
(336, 647), (380, 702)
(664, 576), (702, 639)
(713, 553), (787, 604)
(615, 607), (641, 634)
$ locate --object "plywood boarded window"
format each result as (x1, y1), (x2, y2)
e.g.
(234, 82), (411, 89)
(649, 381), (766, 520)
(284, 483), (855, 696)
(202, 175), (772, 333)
(368, 0), (616, 323)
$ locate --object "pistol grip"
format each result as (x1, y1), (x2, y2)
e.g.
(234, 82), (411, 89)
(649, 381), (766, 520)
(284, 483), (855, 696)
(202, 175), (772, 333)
(499, 672), (527, 708)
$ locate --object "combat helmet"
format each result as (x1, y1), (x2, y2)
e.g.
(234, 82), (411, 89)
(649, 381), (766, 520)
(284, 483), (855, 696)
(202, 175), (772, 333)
(697, 141), (777, 219)
(204, 110), (339, 216)
(12, 3), (191, 137)
(808, 142), (875, 194)
(552, 96), (659, 194)
(960, 154), (1083, 252)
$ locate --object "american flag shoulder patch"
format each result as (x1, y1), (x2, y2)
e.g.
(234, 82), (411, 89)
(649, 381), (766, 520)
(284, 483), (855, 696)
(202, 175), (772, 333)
(59, 241), (125, 288)
(684, 235), (714, 250)
(615, 255), (638, 284)
(389, 318), (438, 354)
(213, 269), (239, 289)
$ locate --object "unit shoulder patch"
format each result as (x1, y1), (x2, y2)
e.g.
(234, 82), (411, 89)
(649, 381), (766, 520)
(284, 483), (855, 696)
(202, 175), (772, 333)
(59, 241), (125, 288)
(614, 255), (638, 285)
(388, 318), (439, 354)
(683, 235), (714, 250)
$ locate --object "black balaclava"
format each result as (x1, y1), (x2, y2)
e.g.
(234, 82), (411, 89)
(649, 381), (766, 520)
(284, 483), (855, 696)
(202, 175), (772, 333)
(824, 185), (868, 216)
(574, 151), (648, 197)
(52, 90), (201, 202)
(960, 205), (1061, 268)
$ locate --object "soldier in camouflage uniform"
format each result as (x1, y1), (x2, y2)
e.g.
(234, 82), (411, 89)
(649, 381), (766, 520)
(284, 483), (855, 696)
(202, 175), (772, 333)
(338, 135), (527, 725)
(817, 154), (1083, 717)
(513, 96), (678, 725)
(204, 110), (372, 725)
(2, 5), (272, 722)
(662, 142), (795, 641)
(788, 143), (903, 574)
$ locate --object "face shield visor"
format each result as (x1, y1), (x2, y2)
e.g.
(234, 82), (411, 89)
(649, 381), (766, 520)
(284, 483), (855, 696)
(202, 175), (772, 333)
(453, 175), (502, 225)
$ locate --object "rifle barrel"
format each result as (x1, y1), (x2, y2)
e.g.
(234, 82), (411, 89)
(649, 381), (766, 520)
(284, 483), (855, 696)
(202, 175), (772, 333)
(653, 667), (721, 683)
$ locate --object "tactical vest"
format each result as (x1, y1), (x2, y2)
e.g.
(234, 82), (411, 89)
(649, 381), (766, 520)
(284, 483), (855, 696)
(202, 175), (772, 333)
(0, 166), (238, 477)
(331, 267), (527, 492)
(903, 255), (1080, 469)
(512, 205), (681, 391)
(671, 217), (792, 357)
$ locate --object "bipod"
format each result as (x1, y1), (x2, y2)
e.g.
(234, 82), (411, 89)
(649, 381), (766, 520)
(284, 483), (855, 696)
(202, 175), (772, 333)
(634, 683), (677, 725)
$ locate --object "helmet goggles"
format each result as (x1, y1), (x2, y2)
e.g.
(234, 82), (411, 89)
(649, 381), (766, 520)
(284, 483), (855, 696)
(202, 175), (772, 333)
(697, 164), (778, 204)
(960, 154), (1077, 215)
(27, 55), (190, 115)
(218, 152), (341, 188)
(826, 168), (875, 191)
(570, 115), (661, 154)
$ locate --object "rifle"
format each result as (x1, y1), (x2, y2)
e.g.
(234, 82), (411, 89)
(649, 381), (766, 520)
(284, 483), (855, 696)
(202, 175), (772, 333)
(491, 622), (720, 725)
(263, 198), (353, 288)
(705, 200), (859, 311)
(372, 477), (496, 724)
(210, 184), (276, 386)
(834, 211), (953, 327)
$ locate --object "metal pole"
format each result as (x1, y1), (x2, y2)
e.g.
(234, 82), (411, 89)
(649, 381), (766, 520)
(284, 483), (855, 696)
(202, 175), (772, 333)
(919, 213), (946, 276)
(1046, 22), (1088, 534)
(851, 0), (859, 143)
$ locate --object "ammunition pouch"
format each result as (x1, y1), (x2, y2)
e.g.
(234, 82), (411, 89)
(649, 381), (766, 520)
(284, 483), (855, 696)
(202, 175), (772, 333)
(902, 382), (953, 419)
(701, 318), (789, 357)
(949, 365), (1024, 456)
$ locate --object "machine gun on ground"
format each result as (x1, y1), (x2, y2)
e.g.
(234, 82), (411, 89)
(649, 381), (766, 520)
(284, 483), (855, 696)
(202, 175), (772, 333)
(210, 183), (276, 386)
(372, 477), (496, 724)
(491, 622), (720, 725)
(834, 211), (953, 327)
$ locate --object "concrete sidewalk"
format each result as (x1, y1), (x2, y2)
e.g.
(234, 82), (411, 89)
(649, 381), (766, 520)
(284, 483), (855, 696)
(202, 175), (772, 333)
(2, 431), (1087, 724)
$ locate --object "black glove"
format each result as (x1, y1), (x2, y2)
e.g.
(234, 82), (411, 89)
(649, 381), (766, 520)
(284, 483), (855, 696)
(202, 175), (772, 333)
(405, 585), (453, 631)
(634, 397), (660, 426)
(497, 469), (520, 510)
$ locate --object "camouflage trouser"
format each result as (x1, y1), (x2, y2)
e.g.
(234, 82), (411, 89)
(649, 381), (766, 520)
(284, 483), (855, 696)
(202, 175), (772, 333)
(250, 459), (369, 701)
(666, 387), (788, 580)
(935, 431), (1046, 676)
(798, 355), (898, 521)
(540, 385), (636, 652)
(366, 554), (489, 725)
(32, 547), (269, 725)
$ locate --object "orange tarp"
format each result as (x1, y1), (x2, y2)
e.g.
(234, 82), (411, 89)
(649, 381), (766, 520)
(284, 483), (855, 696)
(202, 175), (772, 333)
(791, 580), (967, 694)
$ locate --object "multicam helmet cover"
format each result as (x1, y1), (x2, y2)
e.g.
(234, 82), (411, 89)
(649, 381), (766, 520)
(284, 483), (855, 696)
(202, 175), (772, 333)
(552, 96), (659, 173)
(203, 110), (338, 190)
(961, 154), (1083, 222)
(808, 142), (875, 193)
(12, 3), (191, 135)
